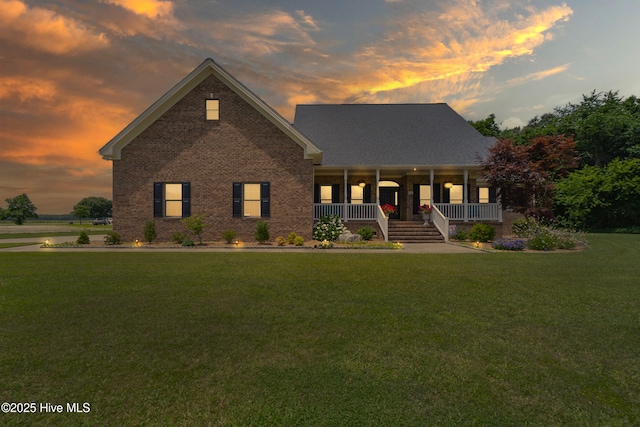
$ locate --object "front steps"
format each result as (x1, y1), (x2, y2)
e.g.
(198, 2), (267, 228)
(387, 220), (445, 243)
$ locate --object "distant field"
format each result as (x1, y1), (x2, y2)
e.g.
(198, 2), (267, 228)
(0, 234), (638, 425)
(0, 223), (111, 239)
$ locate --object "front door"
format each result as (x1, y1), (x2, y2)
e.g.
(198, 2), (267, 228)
(379, 188), (400, 219)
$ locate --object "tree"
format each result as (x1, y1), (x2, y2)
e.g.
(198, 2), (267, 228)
(71, 204), (91, 224)
(468, 114), (501, 137)
(1, 193), (38, 225)
(555, 158), (640, 229)
(75, 196), (112, 218)
(481, 136), (578, 218)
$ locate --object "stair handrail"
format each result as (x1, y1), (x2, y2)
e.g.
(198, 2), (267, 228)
(431, 206), (449, 243)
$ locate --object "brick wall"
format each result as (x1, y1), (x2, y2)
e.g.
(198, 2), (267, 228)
(112, 75), (314, 243)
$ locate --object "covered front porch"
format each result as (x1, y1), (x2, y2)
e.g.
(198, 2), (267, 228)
(313, 167), (502, 242)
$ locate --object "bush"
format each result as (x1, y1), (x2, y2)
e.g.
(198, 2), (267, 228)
(76, 230), (90, 245)
(313, 215), (346, 241)
(491, 238), (526, 251)
(317, 239), (332, 249)
(287, 232), (298, 244)
(451, 230), (468, 241)
(222, 230), (238, 244)
(255, 220), (270, 243)
(276, 236), (286, 246)
(527, 231), (556, 251)
(512, 217), (536, 237)
(182, 237), (195, 247)
(172, 232), (186, 244)
(357, 226), (374, 241)
(293, 236), (304, 246)
(144, 220), (156, 243)
(180, 214), (208, 245)
(104, 231), (121, 245)
(467, 223), (495, 242)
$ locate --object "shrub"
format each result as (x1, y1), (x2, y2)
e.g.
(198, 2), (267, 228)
(491, 238), (526, 251)
(104, 231), (121, 245)
(527, 232), (556, 251)
(180, 214), (208, 245)
(357, 226), (374, 241)
(512, 217), (536, 237)
(451, 230), (468, 241)
(317, 239), (332, 249)
(182, 237), (195, 247)
(313, 215), (346, 241)
(276, 236), (286, 246)
(293, 236), (304, 246)
(144, 220), (156, 243)
(172, 232), (186, 244)
(467, 223), (495, 242)
(76, 230), (90, 245)
(222, 229), (238, 244)
(255, 220), (270, 243)
(287, 232), (298, 244)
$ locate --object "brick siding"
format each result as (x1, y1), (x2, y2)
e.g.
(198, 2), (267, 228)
(113, 75), (314, 243)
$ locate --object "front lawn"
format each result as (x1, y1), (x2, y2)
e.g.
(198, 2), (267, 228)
(0, 234), (638, 425)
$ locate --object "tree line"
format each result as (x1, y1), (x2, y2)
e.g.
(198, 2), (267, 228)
(470, 90), (640, 230)
(1, 195), (112, 225)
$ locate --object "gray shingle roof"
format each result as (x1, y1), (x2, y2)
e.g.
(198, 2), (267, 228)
(293, 104), (495, 167)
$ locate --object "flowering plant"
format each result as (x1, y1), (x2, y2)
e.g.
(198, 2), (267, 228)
(417, 204), (433, 214)
(381, 204), (396, 215)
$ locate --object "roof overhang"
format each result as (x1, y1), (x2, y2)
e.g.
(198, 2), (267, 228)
(314, 164), (484, 177)
(99, 58), (323, 164)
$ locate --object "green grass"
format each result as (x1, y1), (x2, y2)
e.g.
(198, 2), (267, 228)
(1, 234), (639, 425)
(0, 242), (37, 249)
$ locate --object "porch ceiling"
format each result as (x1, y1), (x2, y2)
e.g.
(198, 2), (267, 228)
(313, 165), (484, 178)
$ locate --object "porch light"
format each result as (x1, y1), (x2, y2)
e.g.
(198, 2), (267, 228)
(358, 181), (366, 188)
(444, 182), (454, 189)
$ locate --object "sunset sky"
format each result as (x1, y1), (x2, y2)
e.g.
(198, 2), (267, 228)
(2, 0), (639, 214)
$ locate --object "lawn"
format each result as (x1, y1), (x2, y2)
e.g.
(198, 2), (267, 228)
(1, 234), (639, 426)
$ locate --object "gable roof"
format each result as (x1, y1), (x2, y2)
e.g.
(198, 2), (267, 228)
(99, 58), (322, 163)
(293, 104), (494, 168)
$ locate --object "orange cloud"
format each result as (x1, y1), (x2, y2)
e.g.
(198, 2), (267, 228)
(506, 64), (571, 86)
(101, 0), (174, 18)
(0, 0), (108, 54)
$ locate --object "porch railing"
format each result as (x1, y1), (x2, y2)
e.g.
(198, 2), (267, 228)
(434, 203), (502, 222)
(376, 205), (388, 242)
(313, 203), (378, 221)
(431, 205), (449, 243)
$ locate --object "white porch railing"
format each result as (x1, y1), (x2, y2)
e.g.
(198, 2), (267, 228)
(434, 203), (502, 222)
(376, 204), (388, 242)
(313, 203), (378, 221)
(431, 205), (449, 243)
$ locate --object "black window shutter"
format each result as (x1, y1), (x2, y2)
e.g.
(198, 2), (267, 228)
(443, 186), (451, 203)
(489, 187), (497, 203)
(346, 185), (352, 203)
(232, 182), (242, 217)
(260, 182), (270, 218)
(413, 184), (420, 214)
(153, 182), (163, 217)
(363, 184), (372, 204)
(314, 184), (320, 204)
(182, 182), (191, 217)
(466, 183), (471, 203)
(331, 184), (340, 203)
(433, 184), (441, 203)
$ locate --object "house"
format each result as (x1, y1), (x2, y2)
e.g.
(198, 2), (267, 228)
(99, 58), (501, 243)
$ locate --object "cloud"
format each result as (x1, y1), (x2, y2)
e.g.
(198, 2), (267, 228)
(506, 64), (571, 86)
(101, 0), (174, 19)
(0, 0), (108, 54)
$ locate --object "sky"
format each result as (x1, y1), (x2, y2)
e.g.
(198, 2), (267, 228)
(2, 0), (640, 214)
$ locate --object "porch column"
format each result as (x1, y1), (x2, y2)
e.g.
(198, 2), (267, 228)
(464, 169), (469, 222)
(376, 169), (380, 203)
(430, 169), (434, 205)
(344, 169), (348, 221)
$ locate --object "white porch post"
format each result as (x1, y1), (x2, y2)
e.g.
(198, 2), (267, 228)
(464, 169), (469, 222)
(430, 169), (434, 205)
(376, 169), (380, 204)
(344, 169), (348, 222)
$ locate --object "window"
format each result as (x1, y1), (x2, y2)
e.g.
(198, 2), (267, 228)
(233, 182), (270, 218)
(450, 185), (463, 204)
(479, 187), (489, 203)
(350, 185), (364, 204)
(419, 185), (431, 206)
(154, 182), (190, 217)
(206, 99), (219, 120)
(320, 185), (333, 204)
(243, 183), (261, 217)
